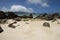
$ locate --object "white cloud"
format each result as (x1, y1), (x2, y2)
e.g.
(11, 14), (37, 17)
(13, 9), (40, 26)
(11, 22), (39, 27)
(41, 3), (49, 7)
(1, 7), (9, 12)
(1, 5), (34, 13)
(27, 0), (49, 7)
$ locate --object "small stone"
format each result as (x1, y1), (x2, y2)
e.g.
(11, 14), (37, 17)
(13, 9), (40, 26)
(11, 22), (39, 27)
(26, 22), (29, 24)
(13, 22), (17, 24)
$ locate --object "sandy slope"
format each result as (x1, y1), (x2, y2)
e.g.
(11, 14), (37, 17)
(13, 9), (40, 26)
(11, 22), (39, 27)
(0, 19), (60, 40)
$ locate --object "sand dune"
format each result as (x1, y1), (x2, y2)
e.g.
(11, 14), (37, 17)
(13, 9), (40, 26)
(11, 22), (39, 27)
(0, 19), (60, 40)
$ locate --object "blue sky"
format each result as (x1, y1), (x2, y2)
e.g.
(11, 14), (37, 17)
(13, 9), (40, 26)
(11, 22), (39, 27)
(0, 0), (60, 13)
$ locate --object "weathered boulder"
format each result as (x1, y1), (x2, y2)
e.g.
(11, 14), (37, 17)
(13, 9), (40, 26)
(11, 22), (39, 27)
(43, 22), (50, 27)
(8, 23), (16, 28)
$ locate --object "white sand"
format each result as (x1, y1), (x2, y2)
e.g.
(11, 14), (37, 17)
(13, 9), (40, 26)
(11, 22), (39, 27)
(0, 19), (60, 40)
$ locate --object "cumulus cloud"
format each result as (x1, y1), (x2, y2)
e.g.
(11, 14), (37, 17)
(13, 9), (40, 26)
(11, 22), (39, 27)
(27, 0), (49, 7)
(1, 5), (34, 13)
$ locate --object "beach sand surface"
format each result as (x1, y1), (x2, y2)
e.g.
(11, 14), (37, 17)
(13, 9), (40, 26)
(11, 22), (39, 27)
(0, 19), (60, 40)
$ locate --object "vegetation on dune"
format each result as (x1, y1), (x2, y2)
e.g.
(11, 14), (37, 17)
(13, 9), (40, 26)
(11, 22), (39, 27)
(29, 14), (33, 18)
(0, 11), (18, 19)
(0, 11), (60, 21)
(7, 12), (18, 19)
(0, 11), (7, 19)
(19, 14), (33, 18)
(36, 13), (60, 21)
(14, 18), (21, 21)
